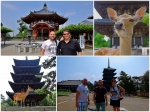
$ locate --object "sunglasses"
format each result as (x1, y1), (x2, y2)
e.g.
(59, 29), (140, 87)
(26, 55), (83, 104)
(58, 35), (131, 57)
(63, 33), (69, 35)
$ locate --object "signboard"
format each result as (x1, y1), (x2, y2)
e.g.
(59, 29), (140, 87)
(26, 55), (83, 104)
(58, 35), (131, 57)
(79, 35), (85, 49)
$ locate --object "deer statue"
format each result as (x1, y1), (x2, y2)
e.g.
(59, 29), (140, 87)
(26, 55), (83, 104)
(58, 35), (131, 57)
(13, 85), (34, 107)
(95, 6), (147, 55)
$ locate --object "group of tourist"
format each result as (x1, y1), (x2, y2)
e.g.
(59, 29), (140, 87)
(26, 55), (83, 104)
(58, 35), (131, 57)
(40, 30), (82, 56)
(76, 78), (125, 111)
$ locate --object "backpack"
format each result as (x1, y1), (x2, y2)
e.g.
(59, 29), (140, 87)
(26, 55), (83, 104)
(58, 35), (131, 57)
(111, 85), (123, 100)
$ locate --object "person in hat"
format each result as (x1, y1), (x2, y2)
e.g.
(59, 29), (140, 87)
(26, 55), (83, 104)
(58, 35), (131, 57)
(110, 79), (125, 111)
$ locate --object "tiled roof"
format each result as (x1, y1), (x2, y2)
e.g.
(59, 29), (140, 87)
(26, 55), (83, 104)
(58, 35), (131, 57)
(58, 80), (82, 86)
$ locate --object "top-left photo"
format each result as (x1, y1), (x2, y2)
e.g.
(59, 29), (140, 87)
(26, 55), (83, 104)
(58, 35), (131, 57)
(1, 1), (93, 56)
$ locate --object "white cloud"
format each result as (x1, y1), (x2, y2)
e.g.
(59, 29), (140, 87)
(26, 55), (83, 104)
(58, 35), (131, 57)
(2, 2), (17, 10)
(59, 24), (67, 30)
(64, 12), (76, 17)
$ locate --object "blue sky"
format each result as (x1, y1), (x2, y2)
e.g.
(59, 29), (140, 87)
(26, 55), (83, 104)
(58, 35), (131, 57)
(1, 1), (93, 36)
(57, 56), (149, 83)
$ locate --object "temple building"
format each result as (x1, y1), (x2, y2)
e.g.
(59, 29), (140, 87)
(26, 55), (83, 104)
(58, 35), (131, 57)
(21, 3), (68, 40)
(6, 57), (46, 106)
(57, 80), (82, 92)
(94, 1), (149, 48)
(102, 58), (117, 91)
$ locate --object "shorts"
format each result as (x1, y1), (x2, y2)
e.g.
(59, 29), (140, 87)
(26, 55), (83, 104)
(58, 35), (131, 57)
(77, 102), (88, 111)
(110, 99), (120, 107)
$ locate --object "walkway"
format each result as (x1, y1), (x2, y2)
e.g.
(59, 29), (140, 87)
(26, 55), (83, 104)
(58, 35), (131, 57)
(1, 40), (93, 56)
(57, 93), (149, 111)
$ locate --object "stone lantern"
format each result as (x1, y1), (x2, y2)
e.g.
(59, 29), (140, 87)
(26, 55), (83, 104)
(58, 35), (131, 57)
(27, 28), (33, 45)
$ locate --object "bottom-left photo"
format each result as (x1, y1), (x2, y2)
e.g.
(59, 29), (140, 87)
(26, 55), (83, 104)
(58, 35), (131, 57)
(0, 56), (56, 111)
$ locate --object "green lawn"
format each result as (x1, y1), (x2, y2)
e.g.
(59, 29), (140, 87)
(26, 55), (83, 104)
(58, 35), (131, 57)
(57, 91), (71, 96)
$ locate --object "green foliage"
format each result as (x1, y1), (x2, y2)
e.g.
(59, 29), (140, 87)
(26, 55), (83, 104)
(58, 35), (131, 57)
(87, 81), (94, 91)
(94, 31), (110, 48)
(143, 36), (149, 47)
(1, 95), (13, 107)
(1, 23), (3, 27)
(57, 91), (71, 96)
(56, 24), (93, 37)
(140, 70), (149, 92)
(37, 92), (56, 106)
(141, 13), (149, 26)
(16, 19), (28, 37)
(35, 57), (56, 106)
(118, 71), (136, 94)
(93, 81), (98, 88)
(1, 27), (13, 33)
(6, 33), (11, 37)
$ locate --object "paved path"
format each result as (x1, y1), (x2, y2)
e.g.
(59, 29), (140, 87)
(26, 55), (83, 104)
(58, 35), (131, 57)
(1, 40), (93, 56)
(57, 93), (149, 111)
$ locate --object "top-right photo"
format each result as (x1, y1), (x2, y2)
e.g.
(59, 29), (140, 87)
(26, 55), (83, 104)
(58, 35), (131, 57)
(94, 1), (149, 56)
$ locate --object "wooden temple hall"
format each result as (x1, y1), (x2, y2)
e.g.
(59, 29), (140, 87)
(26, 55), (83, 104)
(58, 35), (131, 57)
(21, 3), (68, 40)
(94, 1), (149, 48)
(6, 57), (46, 106)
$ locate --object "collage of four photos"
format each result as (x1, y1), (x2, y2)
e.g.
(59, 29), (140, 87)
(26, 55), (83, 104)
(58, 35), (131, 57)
(1, 1), (149, 111)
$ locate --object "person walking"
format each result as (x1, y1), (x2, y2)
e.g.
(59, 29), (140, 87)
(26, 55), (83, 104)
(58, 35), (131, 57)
(76, 78), (90, 111)
(110, 79), (125, 111)
(41, 31), (58, 56)
(93, 80), (108, 111)
(57, 30), (82, 55)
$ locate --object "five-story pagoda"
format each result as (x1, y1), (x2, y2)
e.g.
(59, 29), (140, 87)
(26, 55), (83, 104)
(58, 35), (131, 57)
(102, 58), (117, 91)
(6, 57), (46, 106)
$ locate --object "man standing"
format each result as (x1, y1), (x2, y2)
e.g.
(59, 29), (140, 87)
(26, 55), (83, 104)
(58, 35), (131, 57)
(93, 80), (108, 111)
(41, 31), (58, 56)
(76, 78), (90, 111)
(57, 30), (82, 55)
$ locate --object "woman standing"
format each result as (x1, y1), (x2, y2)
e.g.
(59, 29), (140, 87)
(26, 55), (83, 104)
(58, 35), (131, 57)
(110, 79), (125, 111)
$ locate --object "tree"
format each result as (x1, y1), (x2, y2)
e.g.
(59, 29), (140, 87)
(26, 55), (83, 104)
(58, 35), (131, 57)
(94, 31), (110, 48)
(140, 70), (149, 92)
(141, 13), (149, 26)
(93, 81), (98, 88)
(16, 19), (28, 37)
(56, 24), (93, 38)
(35, 57), (56, 106)
(87, 81), (94, 91)
(141, 13), (149, 47)
(118, 71), (136, 95)
(132, 76), (142, 90)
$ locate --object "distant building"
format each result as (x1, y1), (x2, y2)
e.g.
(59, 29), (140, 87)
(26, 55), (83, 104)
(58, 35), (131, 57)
(57, 80), (82, 92)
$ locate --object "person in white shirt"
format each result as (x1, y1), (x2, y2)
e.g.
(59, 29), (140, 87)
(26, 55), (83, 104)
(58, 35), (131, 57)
(41, 31), (59, 56)
(76, 78), (90, 111)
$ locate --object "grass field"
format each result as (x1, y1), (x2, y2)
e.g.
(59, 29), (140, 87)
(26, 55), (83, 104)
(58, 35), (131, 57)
(57, 91), (72, 96)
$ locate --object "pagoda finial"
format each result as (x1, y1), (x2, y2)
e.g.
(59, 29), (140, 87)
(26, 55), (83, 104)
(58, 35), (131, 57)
(108, 58), (110, 68)
(43, 3), (47, 9)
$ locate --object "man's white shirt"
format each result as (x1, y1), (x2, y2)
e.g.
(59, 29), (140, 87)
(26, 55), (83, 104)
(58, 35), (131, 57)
(41, 39), (59, 56)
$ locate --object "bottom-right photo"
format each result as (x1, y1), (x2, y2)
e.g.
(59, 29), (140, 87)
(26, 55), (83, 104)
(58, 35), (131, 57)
(57, 56), (149, 111)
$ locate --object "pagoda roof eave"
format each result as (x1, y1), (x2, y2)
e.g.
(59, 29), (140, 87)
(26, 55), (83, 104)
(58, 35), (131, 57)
(6, 91), (46, 101)
(22, 13), (68, 24)
(13, 57), (40, 66)
(8, 81), (46, 92)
